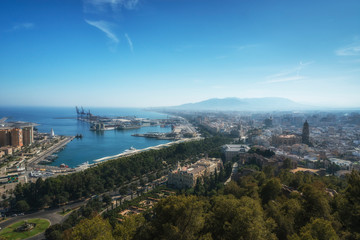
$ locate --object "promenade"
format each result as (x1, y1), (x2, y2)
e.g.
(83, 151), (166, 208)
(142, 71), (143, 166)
(27, 136), (75, 170)
(92, 136), (203, 165)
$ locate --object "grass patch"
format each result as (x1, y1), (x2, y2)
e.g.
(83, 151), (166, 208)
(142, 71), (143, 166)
(0, 218), (50, 240)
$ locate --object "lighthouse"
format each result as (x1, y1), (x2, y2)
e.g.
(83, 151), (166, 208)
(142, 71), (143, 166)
(50, 128), (55, 138)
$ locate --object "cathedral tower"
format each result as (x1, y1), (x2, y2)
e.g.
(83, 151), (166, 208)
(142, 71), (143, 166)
(302, 120), (310, 145)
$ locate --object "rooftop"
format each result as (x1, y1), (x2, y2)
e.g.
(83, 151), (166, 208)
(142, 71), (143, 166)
(223, 144), (250, 152)
(0, 121), (38, 130)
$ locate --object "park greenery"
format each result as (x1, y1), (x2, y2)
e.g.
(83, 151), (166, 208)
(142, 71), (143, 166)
(46, 163), (360, 240)
(4, 136), (230, 211)
(4, 124), (360, 239)
(0, 218), (50, 240)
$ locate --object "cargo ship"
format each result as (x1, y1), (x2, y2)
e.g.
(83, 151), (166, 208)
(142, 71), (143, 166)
(117, 124), (141, 130)
(90, 123), (117, 131)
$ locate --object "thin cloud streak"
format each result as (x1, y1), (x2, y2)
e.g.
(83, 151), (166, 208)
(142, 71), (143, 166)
(124, 33), (133, 52)
(265, 61), (313, 84)
(83, 0), (139, 13)
(85, 20), (119, 43)
(336, 45), (360, 56)
(265, 76), (305, 83)
(13, 23), (34, 30)
(235, 44), (258, 51)
(267, 61), (313, 79)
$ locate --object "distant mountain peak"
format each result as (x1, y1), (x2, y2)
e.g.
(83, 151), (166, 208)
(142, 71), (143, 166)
(166, 97), (312, 111)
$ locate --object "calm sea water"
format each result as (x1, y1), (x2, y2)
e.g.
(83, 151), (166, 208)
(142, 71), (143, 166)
(0, 106), (172, 167)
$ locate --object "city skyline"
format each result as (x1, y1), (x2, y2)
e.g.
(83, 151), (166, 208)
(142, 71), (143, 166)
(1, 0), (360, 108)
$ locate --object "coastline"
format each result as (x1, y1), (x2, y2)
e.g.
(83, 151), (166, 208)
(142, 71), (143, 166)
(32, 137), (203, 173)
(89, 137), (203, 167)
(0, 107), (186, 171)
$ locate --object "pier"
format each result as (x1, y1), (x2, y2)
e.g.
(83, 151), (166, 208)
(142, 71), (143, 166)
(27, 136), (75, 170)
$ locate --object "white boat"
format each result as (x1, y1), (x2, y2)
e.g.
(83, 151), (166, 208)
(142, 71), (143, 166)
(123, 146), (137, 153)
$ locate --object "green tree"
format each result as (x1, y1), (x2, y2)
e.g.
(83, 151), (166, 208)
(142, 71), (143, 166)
(327, 163), (340, 175)
(113, 214), (145, 240)
(266, 198), (303, 239)
(301, 184), (331, 221)
(147, 195), (206, 240)
(263, 165), (275, 179)
(335, 171), (360, 234)
(102, 194), (112, 206)
(261, 178), (282, 204)
(64, 216), (114, 240)
(224, 181), (243, 198)
(208, 195), (276, 240)
(15, 200), (30, 212)
(282, 158), (293, 169)
(45, 224), (63, 240)
(289, 218), (339, 240)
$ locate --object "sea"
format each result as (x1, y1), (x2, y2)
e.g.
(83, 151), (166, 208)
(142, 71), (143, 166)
(0, 106), (172, 168)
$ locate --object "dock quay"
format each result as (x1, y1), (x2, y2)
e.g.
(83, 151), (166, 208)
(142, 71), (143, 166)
(74, 106), (188, 132)
(27, 136), (75, 168)
(132, 133), (179, 140)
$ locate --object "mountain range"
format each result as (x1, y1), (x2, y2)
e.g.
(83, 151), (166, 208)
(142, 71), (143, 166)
(160, 97), (315, 112)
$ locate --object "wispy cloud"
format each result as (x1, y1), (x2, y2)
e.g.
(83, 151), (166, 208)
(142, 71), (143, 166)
(83, 0), (140, 13)
(175, 44), (258, 53)
(85, 19), (119, 43)
(12, 22), (34, 31)
(235, 44), (258, 51)
(83, 1), (139, 51)
(264, 61), (313, 84)
(336, 45), (360, 56)
(296, 61), (314, 76)
(124, 0), (139, 10)
(124, 33), (133, 52)
(266, 76), (305, 83)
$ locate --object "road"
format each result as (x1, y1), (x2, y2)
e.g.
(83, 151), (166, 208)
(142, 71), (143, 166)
(0, 173), (167, 239)
(224, 162), (238, 185)
(27, 136), (75, 169)
(0, 200), (87, 240)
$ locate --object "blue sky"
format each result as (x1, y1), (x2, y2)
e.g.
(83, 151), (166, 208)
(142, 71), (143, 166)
(0, 0), (359, 108)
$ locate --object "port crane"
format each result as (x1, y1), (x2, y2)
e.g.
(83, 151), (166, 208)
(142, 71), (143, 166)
(75, 106), (92, 120)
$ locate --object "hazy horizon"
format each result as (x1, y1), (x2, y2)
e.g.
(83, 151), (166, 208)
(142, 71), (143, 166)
(1, 0), (360, 108)
(1, 97), (360, 111)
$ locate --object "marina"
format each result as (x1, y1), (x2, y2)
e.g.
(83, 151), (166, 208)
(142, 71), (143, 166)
(0, 106), (199, 177)
(0, 107), (175, 169)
